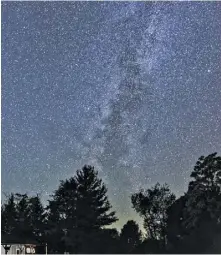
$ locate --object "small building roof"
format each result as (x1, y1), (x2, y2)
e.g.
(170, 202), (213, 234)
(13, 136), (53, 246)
(1, 234), (39, 245)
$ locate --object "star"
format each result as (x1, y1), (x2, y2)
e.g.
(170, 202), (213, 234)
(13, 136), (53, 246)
(2, 1), (221, 229)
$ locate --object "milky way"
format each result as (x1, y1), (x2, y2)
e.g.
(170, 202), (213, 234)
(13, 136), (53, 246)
(2, 2), (221, 228)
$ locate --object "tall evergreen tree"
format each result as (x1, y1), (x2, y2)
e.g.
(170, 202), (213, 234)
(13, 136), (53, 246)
(29, 195), (46, 243)
(71, 165), (118, 253)
(2, 193), (44, 244)
(15, 194), (33, 241)
(46, 199), (66, 253)
(47, 165), (117, 253)
(1, 194), (18, 242)
(75, 165), (117, 229)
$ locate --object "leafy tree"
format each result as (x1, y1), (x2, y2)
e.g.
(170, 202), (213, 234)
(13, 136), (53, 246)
(131, 183), (175, 245)
(181, 153), (221, 253)
(184, 153), (221, 229)
(166, 153), (221, 253)
(4, 154), (221, 254)
(120, 220), (142, 253)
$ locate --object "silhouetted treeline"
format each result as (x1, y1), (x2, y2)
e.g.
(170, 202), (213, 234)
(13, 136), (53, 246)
(2, 153), (221, 253)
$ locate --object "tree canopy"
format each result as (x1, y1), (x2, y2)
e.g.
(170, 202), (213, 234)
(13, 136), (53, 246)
(2, 154), (221, 254)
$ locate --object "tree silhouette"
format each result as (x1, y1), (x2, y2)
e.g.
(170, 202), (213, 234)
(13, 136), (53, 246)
(75, 165), (117, 229)
(119, 220), (142, 253)
(131, 183), (175, 246)
(29, 195), (46, 244)
(1, 194), (17, 242)
(2, 155), (221, 254)
(180, 153), (221, 253)
(134, 238), (164, 254)
(2, 193), (44, 246)
(46, 200), (66, 253)
(166, 153), (221, 253)
(166, 195), (187, 253)
(47, 165), (118, 253)
(95, 228), (120, 253)
(184, 153), (221, 229)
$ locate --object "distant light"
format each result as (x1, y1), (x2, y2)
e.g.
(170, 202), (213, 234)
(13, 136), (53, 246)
(26, 247), (36, 254)
(26, 247), (31, 254)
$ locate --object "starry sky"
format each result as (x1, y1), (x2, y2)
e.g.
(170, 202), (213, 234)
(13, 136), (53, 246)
(2, 2), (221, 228)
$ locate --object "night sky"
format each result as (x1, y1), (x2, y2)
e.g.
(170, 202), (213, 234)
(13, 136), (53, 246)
(2, 2), (221, 228)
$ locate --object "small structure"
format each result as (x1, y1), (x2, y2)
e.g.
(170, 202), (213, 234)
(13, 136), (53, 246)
(1, 235), (47, 254)
(1, 243), (37, 254)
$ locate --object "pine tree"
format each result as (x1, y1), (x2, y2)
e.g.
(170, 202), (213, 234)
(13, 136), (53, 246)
(45, 200), (67, 253)
(75, 165), (117, 229)
(1, 194), (18, 242)
(2, 193), (39, 244)
(15, 193), (35, 243)
(71, 165), (118, 253)
(29, 195), (46, 243)
(47, 165), (117, 253)
(46, 177), (78, 253)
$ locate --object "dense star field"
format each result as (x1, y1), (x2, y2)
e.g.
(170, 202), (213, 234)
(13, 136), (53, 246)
(2, 2), (221, 228)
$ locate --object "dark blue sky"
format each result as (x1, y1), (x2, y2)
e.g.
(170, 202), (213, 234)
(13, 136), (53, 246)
(2, 2), (221, 228)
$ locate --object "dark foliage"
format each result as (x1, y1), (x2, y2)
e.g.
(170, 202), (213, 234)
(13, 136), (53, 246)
(1, 193), (46, 253)
(131, 182), (175, 245)
(119, 220), (142, 253)
(166, 195), (187, 253)
(166, 153), (221, 253)
(2, 155), (221, 253)
(46, 165), (117, 253)
(133, 238), (165, 254)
